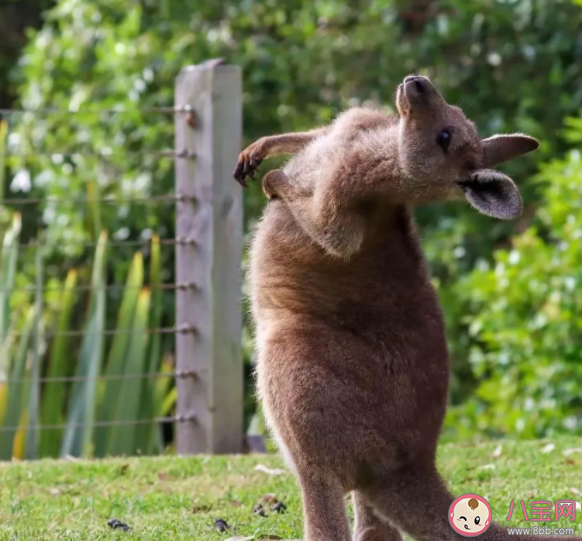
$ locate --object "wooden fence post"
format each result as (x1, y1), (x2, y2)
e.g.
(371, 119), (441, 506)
(175, 60), (243, 454)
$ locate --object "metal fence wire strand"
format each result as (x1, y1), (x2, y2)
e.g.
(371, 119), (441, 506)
(16, 238), (197, 249)
(2, 369), (198, 385)
(0, 414), (198, 433)
(0, 104), (195, 116)
(1, 324), (197, 341)
(0, 194), (196, 206)
(0, 281), (197, 294)
(3, 149), (196, 160)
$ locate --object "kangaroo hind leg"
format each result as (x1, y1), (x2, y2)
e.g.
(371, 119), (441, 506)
(359, 462), (575, 541)
(359, 463), (464, 541)
(352, 490), (403, 541)
(299, 473), (351, 541)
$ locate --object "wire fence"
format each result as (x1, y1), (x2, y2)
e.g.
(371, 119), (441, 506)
(0, 61), (244, 460)
(0, 104), (196, 115)
(4, 369), (198, 385)
(0, 414), (198, 433)
(0, 194), (195, 205)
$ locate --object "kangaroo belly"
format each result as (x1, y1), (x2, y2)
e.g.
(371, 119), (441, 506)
(254, 313), (449, 484)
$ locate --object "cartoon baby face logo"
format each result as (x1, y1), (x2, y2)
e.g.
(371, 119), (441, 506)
(449, 493), (492, 537)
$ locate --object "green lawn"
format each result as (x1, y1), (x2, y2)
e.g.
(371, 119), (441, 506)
(0, 437), (581, 540)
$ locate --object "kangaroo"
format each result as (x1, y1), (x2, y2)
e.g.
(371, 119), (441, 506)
(234, 76), (573, 541)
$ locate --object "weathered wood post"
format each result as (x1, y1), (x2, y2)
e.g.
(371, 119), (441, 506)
(175, 60), (243, 454)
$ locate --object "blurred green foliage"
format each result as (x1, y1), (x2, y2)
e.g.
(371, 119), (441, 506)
(2, 0), (582, 444)
(445, 125), (582, 440)
(0, 0), (54, 106)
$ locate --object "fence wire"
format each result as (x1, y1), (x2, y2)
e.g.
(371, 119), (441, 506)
(1, 324), (197, 341)
(17, 238), (196, 249)
(4, 149), (196, 161)
(0, 194), (195, 205)
(3, 369), (198, 386)
(0, 105), (194, 116)
(0, 281), (197, 294)
(0, 414), (197, 434)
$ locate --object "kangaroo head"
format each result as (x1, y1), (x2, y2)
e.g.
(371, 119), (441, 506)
(396, 75), (539, 219)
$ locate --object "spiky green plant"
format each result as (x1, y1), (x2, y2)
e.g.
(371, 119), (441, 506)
(38, 270), (78, 457)
(1, 220), (173, 460)
(94, 251), (144, 457)
(60, 231), (108, 458)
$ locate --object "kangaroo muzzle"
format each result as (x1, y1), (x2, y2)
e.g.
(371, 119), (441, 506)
(397, 75), (447, 116)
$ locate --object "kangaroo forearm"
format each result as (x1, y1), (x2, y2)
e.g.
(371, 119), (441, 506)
(234, 126), (331, 186)
(260, 127), (330, 158)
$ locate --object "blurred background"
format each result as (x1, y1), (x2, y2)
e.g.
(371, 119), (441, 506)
(1, 0), (582, 460)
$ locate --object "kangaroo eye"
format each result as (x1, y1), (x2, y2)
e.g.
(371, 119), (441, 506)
(475, 516), (481, 525)
(437, 129), (452, 151)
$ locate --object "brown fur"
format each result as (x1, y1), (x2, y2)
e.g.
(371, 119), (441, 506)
(234, 76), (570, 541)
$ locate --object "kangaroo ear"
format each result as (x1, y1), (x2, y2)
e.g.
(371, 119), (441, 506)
(459, 169), (523, 220)
(482, 134), (539, 168)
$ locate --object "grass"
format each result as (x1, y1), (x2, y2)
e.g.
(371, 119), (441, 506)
(0, 436), (581, 540)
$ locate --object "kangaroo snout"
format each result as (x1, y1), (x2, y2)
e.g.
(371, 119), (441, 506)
(403, 75), (430, 93)
(397, 74), (441, 115)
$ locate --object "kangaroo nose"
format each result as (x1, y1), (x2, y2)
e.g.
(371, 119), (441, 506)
(398, 75), (443, 115)
(403, 75), (427, 93)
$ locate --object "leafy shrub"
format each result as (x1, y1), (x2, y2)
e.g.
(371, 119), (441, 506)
(445, 120), (582, 440)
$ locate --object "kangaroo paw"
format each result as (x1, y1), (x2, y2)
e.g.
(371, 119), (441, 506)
(233, 138), (268, 186)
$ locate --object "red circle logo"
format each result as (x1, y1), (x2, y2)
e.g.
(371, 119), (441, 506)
(449, 493), (492, 537)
